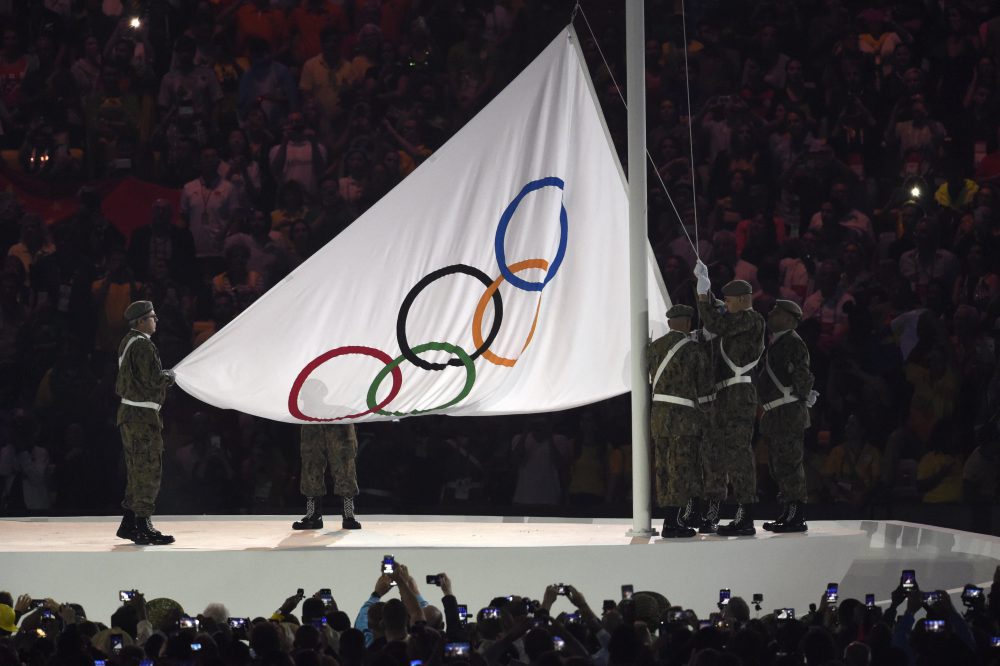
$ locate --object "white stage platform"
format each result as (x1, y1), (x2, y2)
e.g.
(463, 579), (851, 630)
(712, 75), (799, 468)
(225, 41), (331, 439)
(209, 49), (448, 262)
(1, 516), (996, 625)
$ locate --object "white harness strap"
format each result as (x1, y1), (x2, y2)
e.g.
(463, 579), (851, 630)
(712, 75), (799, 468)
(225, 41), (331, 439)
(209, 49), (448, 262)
(651, 336), (697, 409)
(761, 354), (799, 412)
(714, 340), (761, 391)
(117, 336), (142, 368)
(118, 335), (162, 411)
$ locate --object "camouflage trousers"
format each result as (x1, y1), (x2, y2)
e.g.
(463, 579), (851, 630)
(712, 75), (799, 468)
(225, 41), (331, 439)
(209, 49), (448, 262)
(300, 424), (359, 498)
(654, 434), (703, 507)
(703, 401), (757, 504)
(120, 421), (163, 518)
(766, 430), (807, 503)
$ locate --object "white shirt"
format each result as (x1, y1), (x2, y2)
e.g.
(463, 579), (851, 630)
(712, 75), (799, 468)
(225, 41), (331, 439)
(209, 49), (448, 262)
(269, 140), (327, 196)
(180, 177), (238, 258)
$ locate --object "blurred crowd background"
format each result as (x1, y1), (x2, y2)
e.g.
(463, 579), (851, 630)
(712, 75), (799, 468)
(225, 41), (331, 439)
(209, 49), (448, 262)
(0, 0), (999, 533)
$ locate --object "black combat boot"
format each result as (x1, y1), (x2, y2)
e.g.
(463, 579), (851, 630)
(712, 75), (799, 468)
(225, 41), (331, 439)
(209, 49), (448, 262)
(762, 502), (790, 532)
(716, 504), (756, 537)
(116, 510), (136, 539)
(341, 496), (362, 530)
(698, 498), (720, 534)
(769, 501), (807, 533)
(660, 506), (696, 538)
(131, 516), (175, 545)
(293, 497), (324, 530)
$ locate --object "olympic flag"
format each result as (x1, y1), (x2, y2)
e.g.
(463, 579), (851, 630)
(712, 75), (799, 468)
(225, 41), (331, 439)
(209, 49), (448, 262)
(173, 27), (670, 423)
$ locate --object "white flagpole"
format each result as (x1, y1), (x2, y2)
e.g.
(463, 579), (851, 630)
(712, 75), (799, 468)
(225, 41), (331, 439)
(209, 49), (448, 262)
(626, 0), (654, 537)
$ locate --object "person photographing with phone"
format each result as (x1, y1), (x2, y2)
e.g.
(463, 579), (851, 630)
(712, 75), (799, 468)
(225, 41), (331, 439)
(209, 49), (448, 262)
(115, 300), (176, 546)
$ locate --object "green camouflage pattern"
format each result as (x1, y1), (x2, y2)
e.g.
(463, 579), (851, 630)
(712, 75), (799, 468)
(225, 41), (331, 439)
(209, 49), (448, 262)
(759, 329), (814, 502)
(115, 330), (173, 428)
(758, 330), (814, 435)
(647, 331), (711, 437)
(698, 299), (765, 505)
(120, 421), (163, 517)
(300, 424), (360, 497)
(654, 434), (704, 507)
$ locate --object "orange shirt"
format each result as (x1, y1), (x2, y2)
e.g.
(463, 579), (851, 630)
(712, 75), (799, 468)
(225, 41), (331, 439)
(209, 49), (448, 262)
(235, 5), (289, 54)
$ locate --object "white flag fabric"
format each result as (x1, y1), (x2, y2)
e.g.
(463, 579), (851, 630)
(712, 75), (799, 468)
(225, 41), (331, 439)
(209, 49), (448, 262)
(174, 26), (670, 423)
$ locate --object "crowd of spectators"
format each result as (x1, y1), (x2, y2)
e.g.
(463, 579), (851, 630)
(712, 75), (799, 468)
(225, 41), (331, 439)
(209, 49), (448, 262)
(4, 563), (1000, 666)
(0, 1), (999, 530)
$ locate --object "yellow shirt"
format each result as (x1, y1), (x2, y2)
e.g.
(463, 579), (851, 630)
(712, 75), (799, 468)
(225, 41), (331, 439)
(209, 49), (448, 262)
(917, 452), (964, 503)
(822, 443), (881, 492)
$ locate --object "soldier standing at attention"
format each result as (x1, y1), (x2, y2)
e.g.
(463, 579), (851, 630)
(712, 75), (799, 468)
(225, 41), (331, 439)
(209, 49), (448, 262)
(694, 260), (765, 537)
(115, 300), (176, 545)
(759, 299), (818, 533)
(293, 424), (363, 530)
(648, 304), (712, 538)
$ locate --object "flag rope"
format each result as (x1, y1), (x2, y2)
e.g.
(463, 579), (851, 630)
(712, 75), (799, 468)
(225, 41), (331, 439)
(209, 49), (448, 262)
(573, 3), (700, 259)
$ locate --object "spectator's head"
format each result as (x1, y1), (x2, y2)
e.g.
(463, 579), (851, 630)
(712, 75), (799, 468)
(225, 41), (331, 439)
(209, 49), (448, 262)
(174, 36), (196, 71)
(279, 180), (306, 211)
(2, 28), (19, 58)
(382, 599), (407, 638)
(300, 598), (325, 624)
(0, 604), (16, 636)
(816, 259), (840, 296)
(523, 627), (555, 663)
(202, 603), (228, 626)
(320, 28), (341, 61)
(250, 621), (282, 659)
(722, 597), (750, 625)
(247, 38), (270, 63)
(338, 628), (365, 665)
(199, 147), (220, 181)
(213, 290), (236, 325)
(151, 199), (173, 229)
(358, 24), (383, 57)
(224, 242), (250, 273)
(712, 230), (738, 265)
(844, 640), (871, 666)
(800, 626), (837, 665)
(293, 623), (320, 651)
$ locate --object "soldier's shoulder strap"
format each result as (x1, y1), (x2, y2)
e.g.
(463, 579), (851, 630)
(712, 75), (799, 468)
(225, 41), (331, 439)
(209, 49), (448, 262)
(652, 335), (692, 391)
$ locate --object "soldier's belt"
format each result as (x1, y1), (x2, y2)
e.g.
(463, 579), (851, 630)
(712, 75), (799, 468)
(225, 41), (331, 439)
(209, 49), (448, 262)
(652, 394), (698, 408)
(121, 399), (162, 412)
(761, 395), (799, 412)
(715, 376), (752, 390)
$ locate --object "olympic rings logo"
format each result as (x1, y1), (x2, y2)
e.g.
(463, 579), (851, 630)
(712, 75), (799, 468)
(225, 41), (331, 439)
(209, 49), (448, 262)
(287, 177), (569, 421)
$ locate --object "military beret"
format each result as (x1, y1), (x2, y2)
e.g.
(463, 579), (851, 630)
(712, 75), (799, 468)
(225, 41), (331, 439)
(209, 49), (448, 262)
(665, 304), (695, 319)
(721, 279), (752, 297)
(772, 299), (803, 319)
(124, 300), (154, 322)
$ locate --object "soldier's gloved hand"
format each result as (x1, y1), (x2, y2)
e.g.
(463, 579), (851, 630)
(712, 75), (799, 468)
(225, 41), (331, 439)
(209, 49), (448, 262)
(694, 259), (711, 295)
(805, 390), (819, 408)
(164, 369), (176, 383)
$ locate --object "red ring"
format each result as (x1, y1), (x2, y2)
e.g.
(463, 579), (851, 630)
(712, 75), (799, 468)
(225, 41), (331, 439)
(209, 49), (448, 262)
(288, 346), (403, 421)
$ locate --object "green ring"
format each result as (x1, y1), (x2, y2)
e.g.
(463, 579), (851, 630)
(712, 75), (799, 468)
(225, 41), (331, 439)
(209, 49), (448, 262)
(366, 341), (476, 416)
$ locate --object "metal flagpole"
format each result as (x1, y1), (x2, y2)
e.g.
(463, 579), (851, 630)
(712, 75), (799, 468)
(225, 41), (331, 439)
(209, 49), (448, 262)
(625, 0), (654, 537)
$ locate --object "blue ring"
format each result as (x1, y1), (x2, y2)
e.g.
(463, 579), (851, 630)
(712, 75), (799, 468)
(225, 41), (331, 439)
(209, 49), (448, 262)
(495, 177), (568, 292)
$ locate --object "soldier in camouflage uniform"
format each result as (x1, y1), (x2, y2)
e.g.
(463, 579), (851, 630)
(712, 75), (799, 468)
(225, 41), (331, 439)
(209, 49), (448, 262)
(292, 424), (362, 530)
(758, 299), (816, 533)
(694, 262), (765, 537)
(648, 304), (712, 538)
(115, 300), (176, 545)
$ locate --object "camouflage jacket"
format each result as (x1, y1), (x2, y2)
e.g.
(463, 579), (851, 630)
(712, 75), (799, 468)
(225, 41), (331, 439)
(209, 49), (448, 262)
(648, 331), (710, 437)
(758, 329), (814, 434)
(115, 329), (173, 426)
(697, 298), (765, 406)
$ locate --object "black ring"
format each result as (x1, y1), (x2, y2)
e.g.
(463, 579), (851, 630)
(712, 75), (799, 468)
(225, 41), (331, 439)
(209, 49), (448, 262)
(396, 264), (504, 371)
